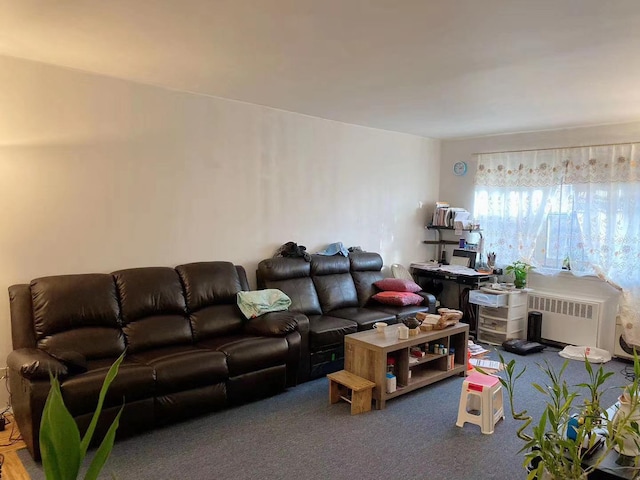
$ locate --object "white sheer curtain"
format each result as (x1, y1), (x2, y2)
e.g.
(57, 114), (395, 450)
(565, 144), (640, 345)
(473, 149), (566, 266)
(474, 143), (640, 346)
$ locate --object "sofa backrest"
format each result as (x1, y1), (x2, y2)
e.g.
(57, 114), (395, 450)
(113, 267), (190, 353)
(349, 252), (385, 307)
(257, 258), (322, 315)
(176, 261), (248, 341)
(9, 261), (259, 357)
(30, 274), (125, 360)
(310, 255), (358, 312)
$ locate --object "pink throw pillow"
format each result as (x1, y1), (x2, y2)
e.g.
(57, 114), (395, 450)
(372, 291), (423, 306)
(374, 278), (421, 293)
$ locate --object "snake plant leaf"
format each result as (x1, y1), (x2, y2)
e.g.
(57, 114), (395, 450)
(80, 351), (125, 458)
(83, 404), (123, 480)
(40, 374), (82, 480)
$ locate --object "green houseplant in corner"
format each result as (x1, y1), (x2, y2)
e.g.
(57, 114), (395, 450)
(40, 351), (125, 480)
(495, 351), (640, 480)
(505, 260), (534, 289)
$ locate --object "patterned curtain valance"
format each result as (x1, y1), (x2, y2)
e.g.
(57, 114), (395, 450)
(475, 142), (640, 187)
(475, 150), (567, 187)
(562, 144), (640, 184)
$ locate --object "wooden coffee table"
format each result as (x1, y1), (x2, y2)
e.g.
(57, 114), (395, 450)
(344, 323), (469, 409)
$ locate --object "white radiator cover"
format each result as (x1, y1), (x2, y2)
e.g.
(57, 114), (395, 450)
(528, 292), (605, 348)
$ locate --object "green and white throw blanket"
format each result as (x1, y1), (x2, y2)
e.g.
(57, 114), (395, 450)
(237, 289), (292, 319)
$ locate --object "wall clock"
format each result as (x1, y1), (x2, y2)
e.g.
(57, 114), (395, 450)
(453, 161), (468, 176)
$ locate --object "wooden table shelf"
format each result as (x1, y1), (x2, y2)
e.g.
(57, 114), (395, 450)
(344, 323), (469, 409)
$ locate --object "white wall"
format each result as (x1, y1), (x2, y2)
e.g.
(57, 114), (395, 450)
(440, 122), (640, 353)
(0, 55), (440, 407)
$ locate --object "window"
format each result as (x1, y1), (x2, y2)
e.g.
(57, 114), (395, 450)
(473, 144), (640, 286)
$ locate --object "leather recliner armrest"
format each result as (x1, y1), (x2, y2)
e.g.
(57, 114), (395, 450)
(417, 291), (437, 313)
(244, 311), (309, 337)
(7, 348), (68, 380)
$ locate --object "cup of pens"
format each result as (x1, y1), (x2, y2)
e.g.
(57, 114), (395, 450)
(487, 252), (496, 270)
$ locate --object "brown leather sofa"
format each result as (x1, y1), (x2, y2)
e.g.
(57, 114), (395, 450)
(257, 251), (435, 380)
(8, 261), (308, 460)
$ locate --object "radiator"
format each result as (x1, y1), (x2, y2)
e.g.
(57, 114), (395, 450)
(527, 291), (605, 347)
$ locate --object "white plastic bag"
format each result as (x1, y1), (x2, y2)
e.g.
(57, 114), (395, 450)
(558, 345), (611, 364)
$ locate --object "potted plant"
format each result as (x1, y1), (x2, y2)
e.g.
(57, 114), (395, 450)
(505, 260), (534, 289)
(492, 352), (640, 480)
(40, 351), (125, 480)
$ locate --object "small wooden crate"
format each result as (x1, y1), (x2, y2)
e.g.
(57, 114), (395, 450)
(327, 370), (375, 415)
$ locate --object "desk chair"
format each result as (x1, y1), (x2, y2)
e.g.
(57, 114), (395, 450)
(391, 264), (414, 281)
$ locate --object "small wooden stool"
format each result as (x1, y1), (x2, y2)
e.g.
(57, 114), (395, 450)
(327, 370), (375, 415)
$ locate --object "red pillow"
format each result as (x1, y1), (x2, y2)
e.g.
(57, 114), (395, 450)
(374, 278), (421, 293)
(372, 291), (423, 306)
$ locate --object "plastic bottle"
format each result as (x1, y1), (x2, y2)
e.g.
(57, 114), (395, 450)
(386, 373), (397, 393)
(467, 348), (473, 371)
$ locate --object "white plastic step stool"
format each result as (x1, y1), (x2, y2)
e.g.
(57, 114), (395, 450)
(456, 371), (504, 434)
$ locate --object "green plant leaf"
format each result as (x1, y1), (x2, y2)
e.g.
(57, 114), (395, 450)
(40, 374), (82, 480)
(80, 351), (126, 457)
(84, 404), (123, 480)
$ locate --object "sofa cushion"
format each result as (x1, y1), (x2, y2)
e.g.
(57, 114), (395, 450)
(188, 304), (245, 341)
(374, 278), (422, 293)
(114, 267), (187, 321)
(258, 257), (311, 281)
(48, 350), (88, 375)
(307, 315), (357, 351)
(372, 291), (424, 306)
(31, 274), (120, 337)
(349, 251), (384, 271)
(31, 274), (125, 359)
(198, 334), (289, 376)
(130, 345), (228, 393)
(257, 258), (323, 315)
(39, 327), (126, 361)
(310, 255), (358, 312)
(123, 315), (193, 353)
(60, 360), (155, 415)
(368, 304), (430, 319)
(329, 307), (396, 330)
(176, 262), (244, 310)
(351, 270), (385, 307)
(114, 268), (192, 352)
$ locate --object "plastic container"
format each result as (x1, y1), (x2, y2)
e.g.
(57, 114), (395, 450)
(469, 290), (508, 307)
(386, 373), (397, 393)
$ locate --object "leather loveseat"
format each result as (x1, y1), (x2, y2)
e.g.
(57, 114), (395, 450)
(257, 251), (435, 380)
(8, 261), (307, 460)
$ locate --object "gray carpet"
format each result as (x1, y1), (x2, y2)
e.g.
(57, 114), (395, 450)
(17, 347), (637, 480)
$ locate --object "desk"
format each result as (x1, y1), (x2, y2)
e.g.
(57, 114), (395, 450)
(410, 264), (496, 339)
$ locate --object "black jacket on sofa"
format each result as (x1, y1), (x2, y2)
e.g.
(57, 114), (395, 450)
(8, 261), (308, 460)
(257, 251), (435, 380)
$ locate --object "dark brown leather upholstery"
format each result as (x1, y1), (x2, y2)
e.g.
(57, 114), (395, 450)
(7, 260), (305, 460)
(257, 251), (434, 380)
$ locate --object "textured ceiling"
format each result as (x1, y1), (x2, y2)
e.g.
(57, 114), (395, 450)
(2, 0), (640, 139)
